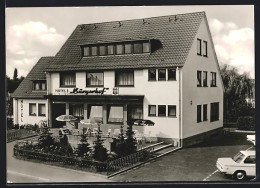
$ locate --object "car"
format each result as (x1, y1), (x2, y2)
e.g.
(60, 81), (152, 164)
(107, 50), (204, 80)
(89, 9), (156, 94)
(247, 135), (255, 145)
(216, 150), (255, 180)
(133, 119), (155, 126)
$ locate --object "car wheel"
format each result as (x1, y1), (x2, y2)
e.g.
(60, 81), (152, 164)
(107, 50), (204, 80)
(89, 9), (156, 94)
(234, 171), (246, 180)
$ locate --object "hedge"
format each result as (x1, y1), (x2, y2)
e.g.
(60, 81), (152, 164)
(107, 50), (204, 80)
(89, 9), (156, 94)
(237, 116), (255, 131)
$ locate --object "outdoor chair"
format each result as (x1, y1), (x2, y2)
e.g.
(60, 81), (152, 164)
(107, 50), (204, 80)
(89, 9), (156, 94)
(106, 129), (111, 137)
(113, 129), (120, 138)
(91, 128), (99, 136)
(133, 130), (144, 145)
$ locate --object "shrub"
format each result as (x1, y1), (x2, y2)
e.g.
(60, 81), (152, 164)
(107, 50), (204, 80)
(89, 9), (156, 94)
(57, 135), (73, 156)
(75, 134), (91, 158)
(237, 116), (255, 131)
(139, 150), (151, 162)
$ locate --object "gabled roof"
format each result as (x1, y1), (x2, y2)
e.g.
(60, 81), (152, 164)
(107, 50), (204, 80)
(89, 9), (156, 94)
(12, 57), (53, 99)
(45, 11), (205, 72)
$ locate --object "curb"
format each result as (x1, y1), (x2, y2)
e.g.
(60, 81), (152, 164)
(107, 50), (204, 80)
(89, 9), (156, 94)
(107, 147), (182, 178)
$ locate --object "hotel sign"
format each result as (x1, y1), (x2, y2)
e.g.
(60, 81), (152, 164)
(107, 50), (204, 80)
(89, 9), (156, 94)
(55, 88), (109, 95)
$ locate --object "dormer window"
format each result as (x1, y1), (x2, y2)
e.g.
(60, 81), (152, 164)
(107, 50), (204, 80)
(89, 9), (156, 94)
(33, 80), (46, 91)
(81, 40), (151, 57)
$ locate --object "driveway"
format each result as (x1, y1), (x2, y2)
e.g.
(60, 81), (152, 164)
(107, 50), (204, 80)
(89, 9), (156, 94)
(110, 132), (254, 182)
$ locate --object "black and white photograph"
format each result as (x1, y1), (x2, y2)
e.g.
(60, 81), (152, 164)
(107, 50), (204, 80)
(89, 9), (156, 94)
(5, 5), (255, 183)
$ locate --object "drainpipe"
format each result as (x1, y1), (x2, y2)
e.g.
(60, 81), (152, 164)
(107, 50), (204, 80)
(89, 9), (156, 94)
(178, 67), (183, 148)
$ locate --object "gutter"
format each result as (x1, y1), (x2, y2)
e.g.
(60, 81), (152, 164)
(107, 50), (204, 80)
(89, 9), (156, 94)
(178, 67), (183, 148)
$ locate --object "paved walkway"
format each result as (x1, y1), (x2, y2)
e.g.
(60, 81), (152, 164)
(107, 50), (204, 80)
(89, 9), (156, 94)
(7, 141), (111, 183)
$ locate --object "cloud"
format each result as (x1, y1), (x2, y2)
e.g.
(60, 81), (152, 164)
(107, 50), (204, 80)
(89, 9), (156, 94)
(209, 18), (254, 78)
(6, 21), (66, 77)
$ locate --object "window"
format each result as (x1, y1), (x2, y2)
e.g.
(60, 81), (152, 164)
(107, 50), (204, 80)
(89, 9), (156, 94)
(108, 106), (123, 123)
(210, 102), (219, 122)
(99, 45), (107, 56)
(143, 42), (150, 53)
(125, 43), (132, 54)
(29, 103), (36, 116)
(148, 69), (156, 81)
(203, 41), (208, 57)
(134, 42), (143, 54)
(244, 156), (255, 164)
(211, 72), (217, 87)
(158, 105), (166, 116)
(130, 106), (143, 119)
(86, 72), (104, 86)
(148, 105), (156, 116)
(83, 47), (90, 56)
(197, 71), (202, 87)
(107, 45), (114, 55)
(197, 105), (202, 122)
(91, 46), (98, 56)
(203, 71), (207, 87)
(89, 106), (103, 122)
(38, 104), (46, 116)
(33, 81), (46, 90)
(168, 69), (176, 80)
(115, 71), (134, 86)
(116, 44), (124, 55)
(168, 105), (176, 117)
(197, 39), (202, 55)
(203, 104), (207, 121)
(158, 69), (166, 81)
(60, 72), (76, 87)
(70, 105), (84, 120)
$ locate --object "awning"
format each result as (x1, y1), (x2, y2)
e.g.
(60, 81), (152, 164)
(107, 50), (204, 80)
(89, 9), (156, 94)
(44, 94), (144, 105)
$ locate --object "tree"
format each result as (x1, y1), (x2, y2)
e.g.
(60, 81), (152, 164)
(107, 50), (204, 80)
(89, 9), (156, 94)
(124, 124), (137, 154)
(58, 134), (73, 156)
(13, 68), (18, 81)
(92, 123), (108, 162)
(220, 64), (254, 122)
(75, 134), (91, 158)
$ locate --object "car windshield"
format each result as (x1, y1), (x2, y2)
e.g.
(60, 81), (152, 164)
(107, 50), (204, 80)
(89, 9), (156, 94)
(232, 152), (245, 163)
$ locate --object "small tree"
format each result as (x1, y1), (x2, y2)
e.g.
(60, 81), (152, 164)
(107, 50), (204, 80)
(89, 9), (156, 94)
(58, 134), (73, 156)
(75, 134), (91, 158)
(93, 123), (108, 162)
(37, 128), (56, 153)
(125, 124), (137, 155)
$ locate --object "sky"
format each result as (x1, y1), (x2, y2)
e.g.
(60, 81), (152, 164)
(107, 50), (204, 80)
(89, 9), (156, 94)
(6, 5), (254, 78)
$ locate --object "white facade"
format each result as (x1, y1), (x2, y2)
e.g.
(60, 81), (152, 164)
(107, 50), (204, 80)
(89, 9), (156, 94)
(13, 98), (48, 125)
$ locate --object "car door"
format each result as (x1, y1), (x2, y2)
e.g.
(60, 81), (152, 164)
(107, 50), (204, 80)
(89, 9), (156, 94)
(243, 155), (256, 176)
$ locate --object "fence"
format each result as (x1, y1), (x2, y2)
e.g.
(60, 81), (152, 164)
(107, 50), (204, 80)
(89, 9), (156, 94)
(13, 147), (107, 171)
(7, 129), (37, 142)
(107, 146), (155, 175)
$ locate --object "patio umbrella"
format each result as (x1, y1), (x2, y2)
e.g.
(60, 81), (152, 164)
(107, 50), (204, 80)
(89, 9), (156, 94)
(56, 115), (78, 128)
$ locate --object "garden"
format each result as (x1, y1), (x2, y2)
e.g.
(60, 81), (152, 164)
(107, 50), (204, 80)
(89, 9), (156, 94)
(13, 123), (155, 175)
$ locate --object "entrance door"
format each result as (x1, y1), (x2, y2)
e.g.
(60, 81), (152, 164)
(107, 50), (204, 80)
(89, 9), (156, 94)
(52, 103), (66, 128)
